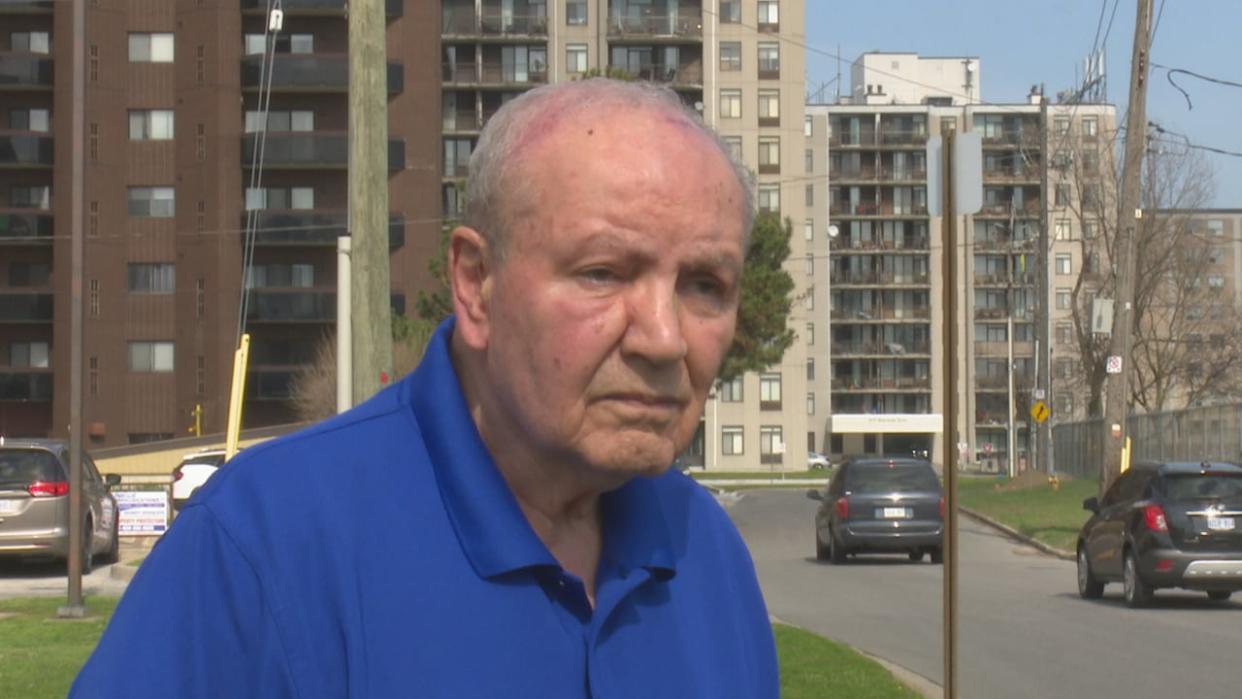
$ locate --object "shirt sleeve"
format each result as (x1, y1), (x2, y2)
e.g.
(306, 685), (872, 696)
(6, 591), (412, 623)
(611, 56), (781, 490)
(70, 504), (298, 698)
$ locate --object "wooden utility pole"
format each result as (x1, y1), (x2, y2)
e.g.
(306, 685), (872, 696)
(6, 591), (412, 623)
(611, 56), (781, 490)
(348, 0), (393, 405)
(1036, 89), (1051, 475)
(939, 127), (959, 699)
(1100, 0), (1153, 495)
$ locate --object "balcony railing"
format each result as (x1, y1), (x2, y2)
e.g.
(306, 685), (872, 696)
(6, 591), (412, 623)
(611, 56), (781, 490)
(831, 377), (931, 391)
(878, 167), (927, 182)
(831, 236), (930, 252)
(829, 132), (877, 147)
(245, 210), (404, 248)
(0, 209), (52, 243)
(479, 12), (548, 35)
(608, 12), (703, 37)
(973, 237), (1037, 251)
(0, 54), (53, 89)
(0, 133), (52, 167)
(976, 202), (1042, 217)
(983, 166), (1040, 182)
(878, 129), (928, 145)
(832, 342), (931, 356)
(0, 1), (53, 13)
(0, 370), (51, 401)
(246, 290), (335, 322)
(610, 63), (703, 86)
(0, 292), (52, 322)
(973, 272), (1037, 286)
(241, 55), (403, 94)
(444, 62), (549, 86)
(832, 270), (930, 286)
(241, 0), (402, 16)
(831, 307), (931, 321)
(981, 130), (1041, 148)
(830, 202), (929, 217)
(247, 369), (295, 401)
(241, 133), (404, 171)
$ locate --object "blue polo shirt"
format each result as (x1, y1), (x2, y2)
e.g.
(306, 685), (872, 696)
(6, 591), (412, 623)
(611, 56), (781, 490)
(72, 319), (778, 698)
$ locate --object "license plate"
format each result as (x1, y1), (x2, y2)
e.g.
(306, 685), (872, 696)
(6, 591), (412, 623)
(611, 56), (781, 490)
(1208, 516), (1235, 531)
(880, 507), (909, 519)
(0, 499), (22, 515)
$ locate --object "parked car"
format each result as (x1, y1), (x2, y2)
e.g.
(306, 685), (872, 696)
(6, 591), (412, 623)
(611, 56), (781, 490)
(807, 456), (944, 564)
(171, 448), (231, 511)
(0, 438), (120, 573)
(1076, 461), (1242, 607)
(808, 451), (831, 470)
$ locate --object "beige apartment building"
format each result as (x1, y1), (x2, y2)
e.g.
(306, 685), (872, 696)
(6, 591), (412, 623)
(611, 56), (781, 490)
(439, 0), (825, 471)
(814, 52), (1116, 473)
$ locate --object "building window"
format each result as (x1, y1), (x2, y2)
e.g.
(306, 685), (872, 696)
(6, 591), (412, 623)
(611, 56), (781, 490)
(1056, 287), (1072, 310)
(723, 135), (742, 162)
(127, 263), (176, 294)
(1054, 218), (1071, 240)
(757, 0), (779, 30)
(804, 292), (813, 310)
(89, 122), (98, 161)
(196, 278), (206, 317)
(10, 108), (49, 132)
(89, 356), (98, 397)
(128, 187), (175, 217)
(245, 110), (314, 133)
(719, 42), (741, 72)
(807, 393), (815, 416)
(196, 200), (206, 231)
(719, 0), (740, 23)
(1083, 219), (1098, 240)
(8, 261), (50, 286)
(1082, 116), (1098, 138)
(196, 356), (206, 396)
(805, 148), (813, 173)
(805, 252), (814, 276)
(129, 33), (174, 62)
(722, 426), (744, 455)
(128, 341), (175, 372)
(1056, 358), (1075, 380)
(1207, 219), (1225, 236)
(1081, 150), (1099, 175)
(1055, 254), (1072, 275)
(1053, 117), (1069, 137)
(804, 115), (813, 137)
(805, 184), (814, 207)
(720, 376), (742, 402)
(1056, 394), (1074, 415)
(566, 0), (586, 25)
(719, 89), (741, 119)
(196, 123), (206, 161)
(11, 185), (50, 209)
(245, 186), (314, 210)
(757, 42), (779, 79)
(89, 200), (98, 236)
(806, 357), (815, 380)
(758, 136), (780, 173)
(805, 322), (814, 345)
(758, 89), (780, 126)
(11, 31), (50, 53)
(10, 341), (49, 368)
(760, 372), (782, 409)
(804, 219), (813, 241)
(1208, 275), (1226, 289)
(129, 110), (175, 140)
(759, 426), (783, 463)
(89, 279), (99, 316)
(1056, 322), (1074, 345)
(244, 33), (313, 56)
(758, 184), (780, 214)
(246, 263), (315, 289)
(1055, 184), (1071, 207)
(566, 44), (587, 74)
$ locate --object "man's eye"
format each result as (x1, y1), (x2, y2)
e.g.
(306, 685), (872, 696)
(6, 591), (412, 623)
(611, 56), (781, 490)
(580, 268), (619, 284)
(686, 276), (726, 298)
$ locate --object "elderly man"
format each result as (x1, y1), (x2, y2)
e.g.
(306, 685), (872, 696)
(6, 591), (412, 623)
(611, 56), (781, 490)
(73, 79), (778, 697)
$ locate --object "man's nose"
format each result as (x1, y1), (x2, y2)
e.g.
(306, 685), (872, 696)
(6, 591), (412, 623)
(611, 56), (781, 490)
(622, 279), (688, 364)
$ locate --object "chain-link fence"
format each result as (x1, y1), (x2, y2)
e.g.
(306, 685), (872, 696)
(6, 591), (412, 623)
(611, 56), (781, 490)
(1052, 403), (1242, 479)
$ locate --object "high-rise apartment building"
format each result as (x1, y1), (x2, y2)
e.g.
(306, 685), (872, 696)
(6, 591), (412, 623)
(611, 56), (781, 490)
(438, 0), (823, 470)
(813, 52), (1116, 472)
(0, 1), (441, 444)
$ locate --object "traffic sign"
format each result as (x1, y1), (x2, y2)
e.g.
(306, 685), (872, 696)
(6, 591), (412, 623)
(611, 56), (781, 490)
(1030, 400), (1050, 424)
(1106, 355), (1123, 374)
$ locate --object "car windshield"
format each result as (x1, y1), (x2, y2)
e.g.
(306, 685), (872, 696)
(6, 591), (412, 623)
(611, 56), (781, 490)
(846, 464), (940, 494)
(0, 449), (64, 486)
(1162, 474), (1242, 501)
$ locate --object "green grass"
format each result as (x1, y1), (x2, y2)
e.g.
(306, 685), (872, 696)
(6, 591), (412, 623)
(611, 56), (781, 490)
(0, 597), (917, 698)
(775, 624), (921, 698)
(692, 469), (829, 480)
(957, 476), (1098, 552)
(0, 596), (119, 699)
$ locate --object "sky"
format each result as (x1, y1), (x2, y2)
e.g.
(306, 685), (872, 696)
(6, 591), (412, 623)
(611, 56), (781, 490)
(804, 0), (1240, 208)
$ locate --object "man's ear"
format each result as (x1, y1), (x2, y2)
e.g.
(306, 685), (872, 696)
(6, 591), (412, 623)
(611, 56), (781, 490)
(448, 225), (493, 350)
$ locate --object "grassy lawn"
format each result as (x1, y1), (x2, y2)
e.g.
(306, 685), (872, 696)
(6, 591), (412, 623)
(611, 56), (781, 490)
(0, 597), (919, 698)
(775, 624), (921, 698)
(0, 596), (119, 699)
(957, 475), (1099, 552)
(692, 469), (829, 480)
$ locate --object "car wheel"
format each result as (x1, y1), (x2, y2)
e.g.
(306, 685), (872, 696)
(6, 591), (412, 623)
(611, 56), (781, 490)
(828, 528), (847, 564)
(1123, 550), (1152, 608)
(100, 517), (120, 565)
(1077, 546), (1104, 599)
(908, 550), (924, 562)
(815, 532), (829, 562)
(929, 547), (944, 564)
(1207, 590), (1232, 602)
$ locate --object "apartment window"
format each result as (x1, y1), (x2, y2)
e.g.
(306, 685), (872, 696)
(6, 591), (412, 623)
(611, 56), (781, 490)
(1057, 394), (1074, 416)
(129, 33), (174, 62)
(10, 341), (49, 368)
(128, 187), (175, 217)
(244, 33), (313, 56)
(1082, 116), (1098, 138)
(9, 108), (49, 132)
(1081, 150), (1099, 175)
(804, 115), (813, 137)
(1208, 275), (1226, 289)
(245, 110), (314, 133)
(127, 263), (176, 294)
(443, 138), (472, 178)
(1056, 322), (1074, 345)
(1082, 184), (1100, 208)
(720, 376), (742, 402)
(89, 200), (98, 236)
(1053, 117), (1069, 137)
(89, 45), (98, 82)
(89, 356), (98, 397)
(719, 42), (741, 72)
(566, 0), (586, 25)
(719, 89), (741, 119)
(1056, 287), (1072, 310)
(89, 279), (99, 316)
(1055, 254), (1072, 275)
(722, 426), (744, 455)
(9, 261), (49, 287)
(758, 136), (780, 173)
(760, 372), (782, 408)
(758, 89), (780, 126)
(757, 42), (780, 79)
(196, 356), (206, 396)
(245, 186), (314, 210)
(129, 341), (175, 372)
(196, 278), (206, 318)
(807, 393), (815, 416)
(1207, 219), (1225, 237)
(246, 263), (315, 289)
(501, 45), (547, 82)
(1054, 219), (1071, 240)
(806, 358), (816, 380)
(805, 292), (813, 310)
(11, 31), (50, 54)
(1056, 358), (1075, 380)
(759, 426), (783, 463)
(757, 0), (779, 29)
(723, 135), (742, 162)
(196, 123), (206, 161)
(566, 44), (587, 74)
(805, 148), (813, 173)
(1055, 184), (1071, 207)
(719, 0), (740, 23)
(1083, 219), (1098, 240)
(196, 200), (206, 231)
(758, 184), (780, 214)
(804, 219), (813, 241)
(805, 185), (814, 207)
(129, 110), (175, 140)
(12, 185), (50, 209)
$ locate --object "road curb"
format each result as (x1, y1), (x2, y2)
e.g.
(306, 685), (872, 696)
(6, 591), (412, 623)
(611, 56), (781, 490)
(959, 507), (1075, 561)
(770, 616), (941, 699)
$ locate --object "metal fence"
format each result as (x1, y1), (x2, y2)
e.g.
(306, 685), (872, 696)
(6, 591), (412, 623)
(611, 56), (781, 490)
(1052, 403), (1242, 479)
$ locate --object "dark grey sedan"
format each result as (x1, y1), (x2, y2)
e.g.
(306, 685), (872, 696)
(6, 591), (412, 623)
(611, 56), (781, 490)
(808, 457), (944, 564)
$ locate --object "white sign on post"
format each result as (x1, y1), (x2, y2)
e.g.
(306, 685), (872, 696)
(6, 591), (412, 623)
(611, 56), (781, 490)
(1106, 355), (1123, 374)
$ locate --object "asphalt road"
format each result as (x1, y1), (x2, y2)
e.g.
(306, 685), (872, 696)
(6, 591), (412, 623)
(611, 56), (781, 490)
(726, 488), (1242, 699)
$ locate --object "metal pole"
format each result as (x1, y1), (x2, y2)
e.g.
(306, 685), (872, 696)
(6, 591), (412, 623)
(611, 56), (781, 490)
(336, 236), (352, 414)
(940, 128), (960, 699)
(1008, 313), (1016, 478)
(1037, 91), (1051, 474)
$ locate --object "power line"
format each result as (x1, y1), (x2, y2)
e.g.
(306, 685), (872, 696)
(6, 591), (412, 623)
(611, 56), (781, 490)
(1151, 62), (1242, 111)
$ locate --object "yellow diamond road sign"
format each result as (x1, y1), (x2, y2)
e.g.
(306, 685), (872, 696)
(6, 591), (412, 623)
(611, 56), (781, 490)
(1030, 400), (1050, 424)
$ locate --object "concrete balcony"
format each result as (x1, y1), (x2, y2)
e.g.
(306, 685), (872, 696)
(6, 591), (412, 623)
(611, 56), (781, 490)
(240, 55), (403, 94)
(0, 132), (52, 168)
(240, 0), (402, 17)
(0, 1), (53, 13)
(0, 54), (53, 90)
(241, 132), (404, 171)
(244, 209), (404, 248)
(0, 370), (51, 401)
(245, 290), (335, 323)
(0, 209), (52, 243)
(607, 10), (703, 39)
(0, 292), (52, 322)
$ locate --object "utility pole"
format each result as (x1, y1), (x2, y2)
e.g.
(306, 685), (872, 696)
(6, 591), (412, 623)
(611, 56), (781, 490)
(1036, 88), (1051, 474)
(349, 0), (394, 406)
(938, 128), (961, 699)
(1101, 0), (1153, 495)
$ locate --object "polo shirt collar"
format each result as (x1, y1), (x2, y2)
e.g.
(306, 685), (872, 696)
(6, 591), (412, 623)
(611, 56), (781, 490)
(406, 317), (677, 583)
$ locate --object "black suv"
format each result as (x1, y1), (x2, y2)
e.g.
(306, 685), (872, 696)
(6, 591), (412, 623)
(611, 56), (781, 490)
(1077, 461), (1242, 607)
(808, 457), (944, 564)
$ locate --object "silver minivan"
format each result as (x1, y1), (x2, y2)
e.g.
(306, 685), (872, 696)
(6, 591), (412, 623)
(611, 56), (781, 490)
(0, 439), (120, 573)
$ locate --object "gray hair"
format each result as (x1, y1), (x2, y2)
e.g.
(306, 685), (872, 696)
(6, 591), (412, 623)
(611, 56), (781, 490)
(463, 79), (756, 259)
